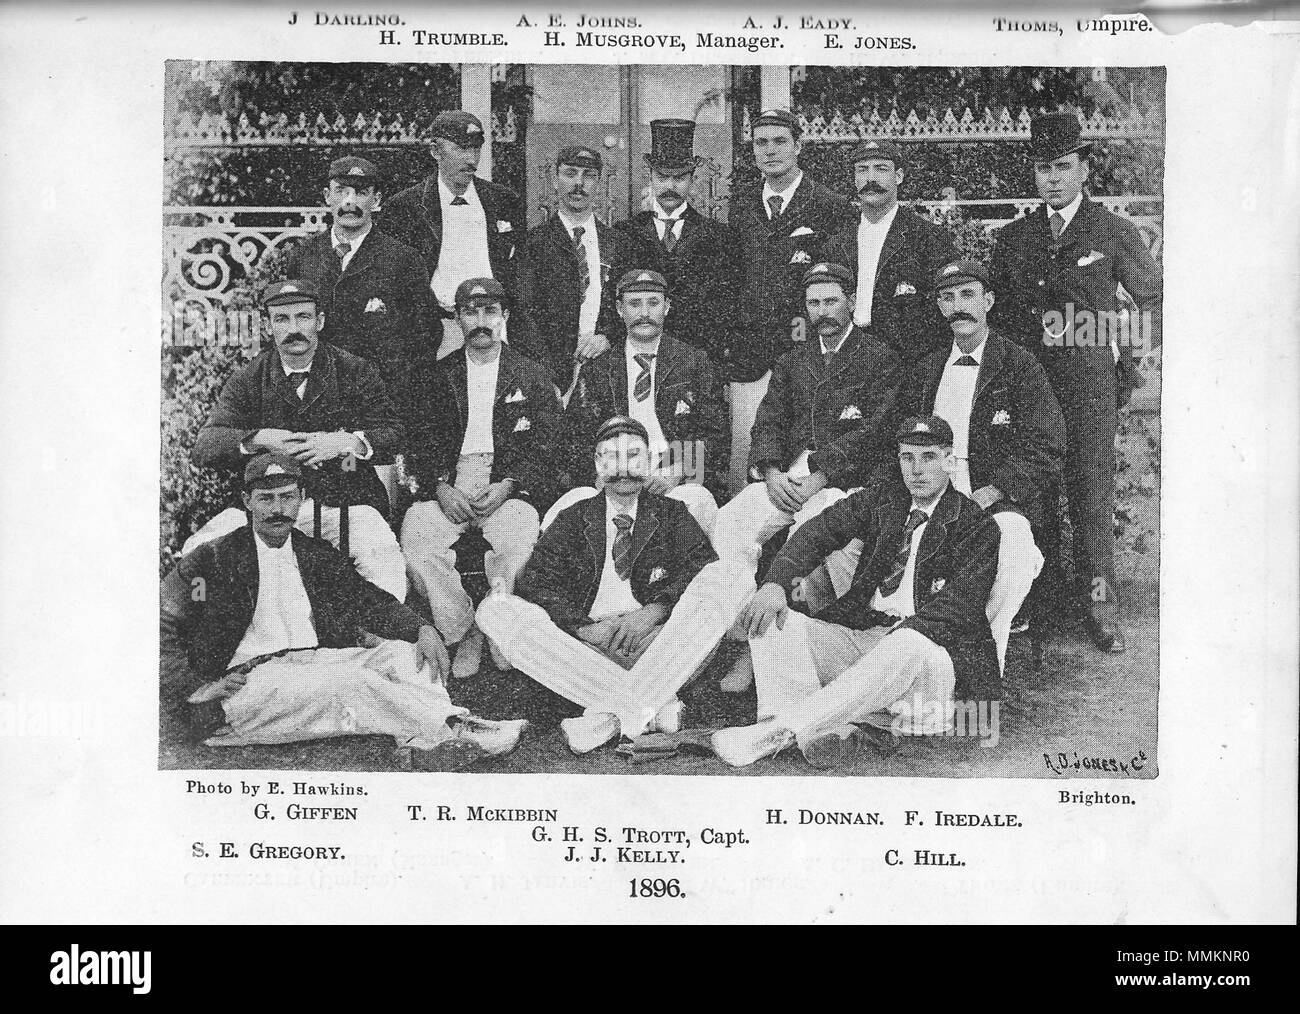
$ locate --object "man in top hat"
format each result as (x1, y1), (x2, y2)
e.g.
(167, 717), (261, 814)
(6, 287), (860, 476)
(559, 268), (728, 537)
(401, 277), (561, 680)
(711, 416), (1001, 769)
(379, 110), (526, 360)
(726, 108), (856, 494)
(989, 111), (1163, 653)
(822, 139), (960, 364)
(185, 280), (408, 599)
(284, 155), (439, 417)
(477, 416), (750, 755)
(903, 258), (1066, 671)
(161, 452), (526, 766)
(614, 118), (740, 366)
(515, 144), (632, 386)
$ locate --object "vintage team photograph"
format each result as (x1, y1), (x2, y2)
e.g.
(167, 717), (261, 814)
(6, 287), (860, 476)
(159, 61), (1164, 777)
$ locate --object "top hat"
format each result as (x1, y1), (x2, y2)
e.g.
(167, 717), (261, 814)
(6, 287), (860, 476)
(1029, 111), (1091, 163)
(645, 119), (702, 174)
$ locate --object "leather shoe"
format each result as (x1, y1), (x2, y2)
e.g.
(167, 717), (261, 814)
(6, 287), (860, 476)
(560, 712), (620, 754)
(711, 719), (794, 767)
(800, 725), (863, 769)
(1085, 613), (1125, 653)
(455, 715), (529, 756)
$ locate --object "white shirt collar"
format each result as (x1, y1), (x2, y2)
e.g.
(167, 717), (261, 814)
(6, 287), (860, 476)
(281, 355), (315, 377)
(439, 175), (479, 208)
(626, 337), (662, 360)
(1047, 192), (1084, 231)
(330, 221), (371, 252)
(946, 335), (988, 366)
(253, 530), (296, 557)
(605, 492), (639, 524)
(859, 201), (900, 232)
(557, 208), (596, 236)
(820, 321), (854, 355)
(909, 499), (938, 519)
(654, 199), (688, 222)
(762, 170), (804, 210)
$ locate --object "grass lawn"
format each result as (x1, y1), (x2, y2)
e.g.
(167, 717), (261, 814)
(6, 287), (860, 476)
(159, 581), (1158, 779)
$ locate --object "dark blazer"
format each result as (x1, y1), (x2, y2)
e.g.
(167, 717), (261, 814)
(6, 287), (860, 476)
(614, 205), (740, 365)
(514, 491), (717, 635)
(160, 526), (425, 693)
(192, 342), (402, 515)
(727, 176), (855, 381)
(748, 326), (903, 490)
(903, 329), (1066, 528)
(404, 344), (561, 508)
(283, 228), (439, 415)
(766, 479), (1002, 701)
(822, 206), (960, 364)
(515, 214), (631, 381)
(378, 173), (524, 305)
(571, 333), (729, 499)
(989, 198), (1163, 406)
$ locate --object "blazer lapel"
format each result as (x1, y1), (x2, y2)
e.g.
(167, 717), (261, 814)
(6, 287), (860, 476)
(874, 208), (911, 274)
(626, 497), (660, 569)
(299, 344), (336, 413)
(916, 486), (960, 568)
(670, 207), (705, 257)
(818, 326), (864, 387)
(973, 331), (1006, 403)
(447, 351), (469, 432)
(339, 231), (378, 279)
(583, 493), (607, 572)
(419, 176), (443, 248)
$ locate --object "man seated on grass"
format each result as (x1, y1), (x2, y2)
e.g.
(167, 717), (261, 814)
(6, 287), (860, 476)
(712, 415), (1001, 769)
(160, 453), (525, 769)
(477, 416), (749, 755)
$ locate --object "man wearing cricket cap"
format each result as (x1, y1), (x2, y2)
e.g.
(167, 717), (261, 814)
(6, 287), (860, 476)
(402, 276), (561, 680)
(187, 278), (409, 599)
(477, 416), (750, 755)
(160, 452), (527, 767)
(285, 154), (438, 416)
(712, 415), (1001, 769)
(380, 109), (525, 360)
(557, 267), (728, 537)
(903, 257), (1065, 672)
(516, 144), (632, 384)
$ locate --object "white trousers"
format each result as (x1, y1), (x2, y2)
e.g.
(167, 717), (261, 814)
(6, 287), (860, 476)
(750, 614), (955, 743)
(401, 498), (540, 645)
(477, 559), (751, 736)
(200, 643), (466, 748)
(712, 481), (857, 581)
(181, 502), (408, 600)
(987, 511), (1043, 672)
(541, 484), (719, 540)
(727, 373), (771, 497)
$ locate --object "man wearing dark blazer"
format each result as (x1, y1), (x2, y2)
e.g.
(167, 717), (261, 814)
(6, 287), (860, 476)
(905, 259), (1066, 671)
(161, 453), (525, 765)
(989, 112), (1163, 653)
(822, 139), (960, 365)
(401, 278), (561, 679)
(726, 108), (855, 493)
(283, 155), (439, 418)
(185, 280), (408, 599)
(613, 118), (740, 366)
(477, 417), (750, 755)
(712, 416), (1002, 769)
(561, 269), (729, 534)
(378, 111), (525, 360)
(515, 144), (631, 386)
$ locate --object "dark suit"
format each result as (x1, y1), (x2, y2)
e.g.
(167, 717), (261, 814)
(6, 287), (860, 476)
(514, 491), (717, 636)
(822, 206), (960, 364)
(378, 173), (524, 307)
(284, 229), (438, 416)
(515, 214), (632, 382)
(904, 329), (1066, 529)
(571, 333), (729, 499)
(160, 526), (423, 696)
(192, 341), (402, 516)
(748, 326), (903, 490)
(728, 176), (855, 381)
(766, 479), (1001, 701)
(614, 206), (740, 365)
(404, 344), (562, 509)
(989, 198), (1162, 608)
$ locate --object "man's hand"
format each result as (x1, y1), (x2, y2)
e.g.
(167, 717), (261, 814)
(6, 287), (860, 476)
(211, 671), (248, 700)
(971, 485), (1004, 511)
(577, 618), (616, 649)
(416, 626), (450, 683)
(470, 480), (514, 519)
(790, 469), (829, 507)
(738, 582), (790, 638)
(575, 333), (611, 360)
(765, 468), (802, 514)
(286, 431), (361, 468)
(436, 481), (476, 525)
(606, 604), (668, 656)
(644, 471), (680, 496)
(249, 428), (301, 456)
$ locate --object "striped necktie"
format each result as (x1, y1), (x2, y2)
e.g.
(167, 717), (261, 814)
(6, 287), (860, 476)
(877, 508), (928, 597)
(767, 195), (784, 219)
(333, 241), (351, 265)
(632, 353), (655, 402)
(612, 513), (634, 579)
(571, 226), (590, 293)
(1050, 212), (1065, 241)
(659, 217), (680, 252)
(286, 370), (310, 400)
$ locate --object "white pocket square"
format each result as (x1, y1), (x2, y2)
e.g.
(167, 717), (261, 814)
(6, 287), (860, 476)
(364, 297), (386, 313)
(839, 404), (862, 420)
(930, 578), (946, 593)
(789, 226), (814, 237)
(992, 409), (1011, 426)
(512, 416), (531, 433)
(1077, 250), (1106, 267)
(790, 250), (812, 264)
(674, 399), (691, 416)
(894, 282), (916, 296)
(497, 220), (513, 233)
(649, 566), (667, 583)
(505, 388), (526, 404)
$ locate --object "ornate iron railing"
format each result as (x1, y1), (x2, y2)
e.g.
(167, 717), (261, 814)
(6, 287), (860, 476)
(166, 108), (519, 149)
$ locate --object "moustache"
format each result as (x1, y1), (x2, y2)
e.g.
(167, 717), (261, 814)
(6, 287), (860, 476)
(284, 332), (309, 342)
(266, 515), (295, 525)
(947, 313), (977, 324)
(813, 316), (841, 329)
(858, 183), (887, 195)
(466, 326), (494, 340)
(338, 206), (361, 215)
